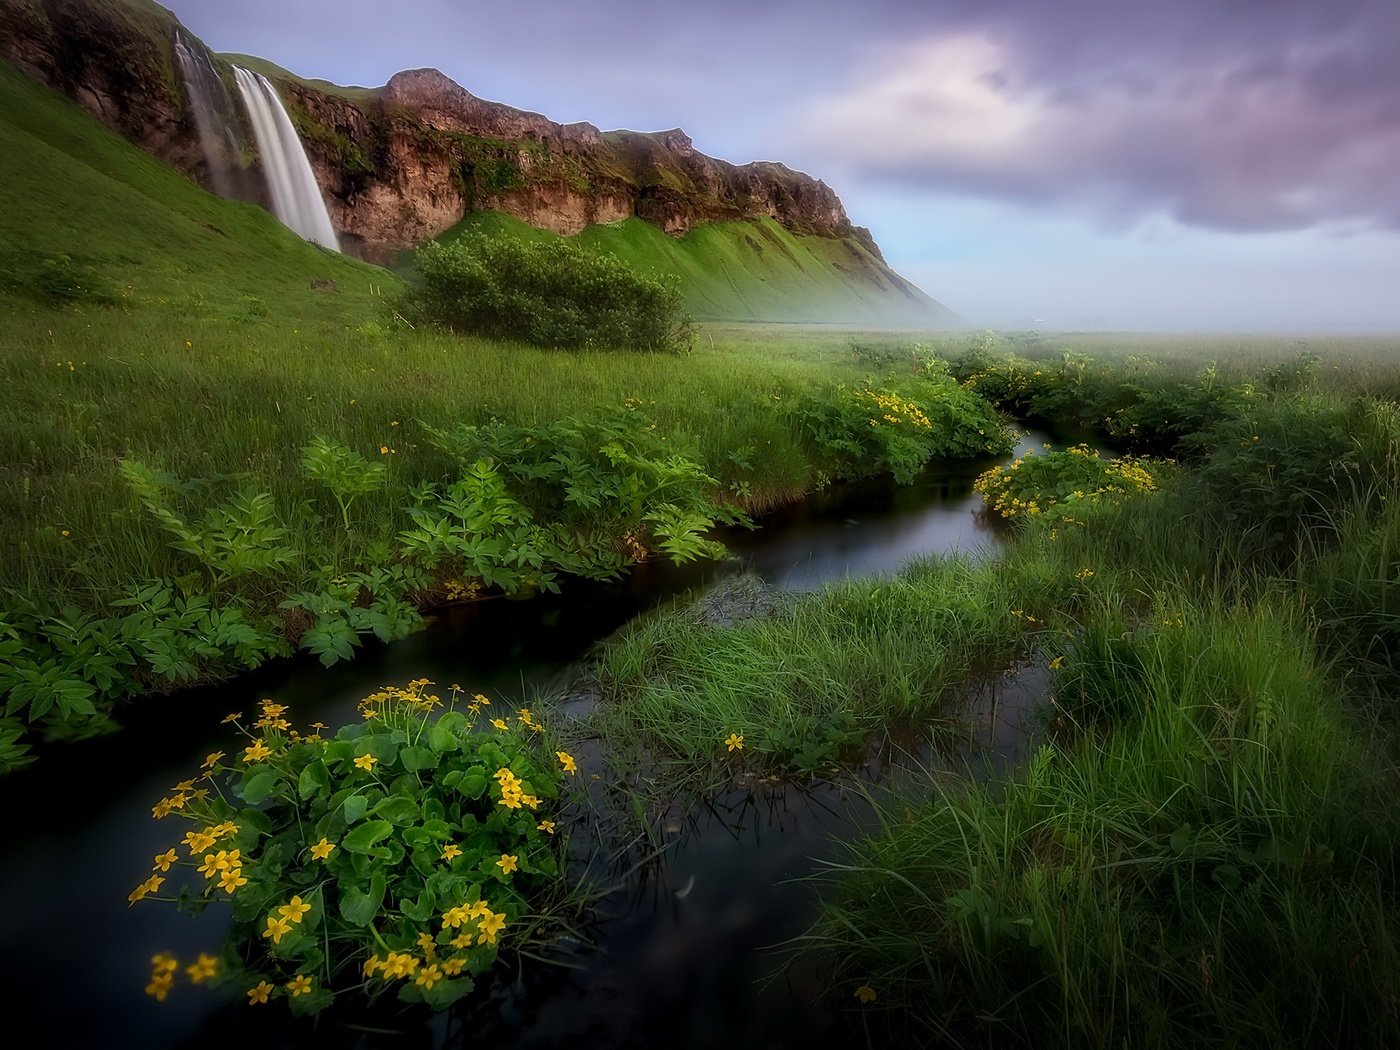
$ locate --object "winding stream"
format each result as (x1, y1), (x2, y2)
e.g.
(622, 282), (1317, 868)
(0, 431), (1052, 1048)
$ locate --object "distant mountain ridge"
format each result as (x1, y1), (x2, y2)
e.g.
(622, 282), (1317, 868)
(0, 0), (956, 324)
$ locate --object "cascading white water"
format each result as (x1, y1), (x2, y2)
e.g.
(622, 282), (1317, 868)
(174, 29), (239, 200)
(233, 67), (340, 250)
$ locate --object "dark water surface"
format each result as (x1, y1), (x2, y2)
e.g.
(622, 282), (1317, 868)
(0, 432), (1051, 1048)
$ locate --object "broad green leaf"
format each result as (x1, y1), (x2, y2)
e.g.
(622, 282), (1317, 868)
(343, 819), (392, 853)
(240, 770), (279, 805)
(373, 796), (421, 826)
(342, 794), (369, 824)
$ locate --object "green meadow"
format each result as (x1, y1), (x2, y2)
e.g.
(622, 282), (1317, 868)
(5, 44), (1400, 1047)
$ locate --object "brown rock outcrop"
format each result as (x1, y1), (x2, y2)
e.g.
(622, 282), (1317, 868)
(0, 0), (880, 264)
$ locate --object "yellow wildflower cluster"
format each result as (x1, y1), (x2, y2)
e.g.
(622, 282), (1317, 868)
(195, 848), (250, 894)
(363, 899), (506, 989)
(357, 678), (443, 720)
(262, 895), (313, 945)
(856, 388), (933, 430)
(494, 767), (541, 811)
(975, 445), (1160, 522)
(144, 951), (220, 1001)
(440, 898), (509, 945)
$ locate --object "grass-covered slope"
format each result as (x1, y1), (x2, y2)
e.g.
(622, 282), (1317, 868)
(0, 58), (382, 317)
(421, 211), (958, 326)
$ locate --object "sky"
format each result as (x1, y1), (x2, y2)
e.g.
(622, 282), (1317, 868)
(167, 0), (1400, 331)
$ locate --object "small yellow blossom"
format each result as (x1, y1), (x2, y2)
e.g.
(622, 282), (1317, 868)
(353, 753), (378, 772)
(855, 984), (877, 1003)
(442, 844), (462, 862)
(152, 849), (178, 873)
(218, 867), (249, 894)
(286, 974), (313, 997)
(415, 963), (443, 989)
(186, 953), (219, 984)
(537, 819), (556, 834)
(201, 751), (225, 769)
(491, 718), (508, 731)
(242, 740), (272, 763)
(725, 733), (745, 752)
(263, 915), (293, 944)
(1049, 656), (1065, 671)
(495, 854), (518, 876)
(145, 972), (173, 1001)
(309, 837), (335, 861)
(128, 875), (164, 905)
(477, 909), (506, 945)
(278, 895), (312, 924)
(442, 957), (465, 977)
(247, 981), (274, 1004)
(556, 750), (577, 775)
(150, 952), (179, 974)
(220, 712), (242, 724)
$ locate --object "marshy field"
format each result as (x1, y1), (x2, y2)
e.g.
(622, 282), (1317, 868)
(5, 22), (1400, 1050)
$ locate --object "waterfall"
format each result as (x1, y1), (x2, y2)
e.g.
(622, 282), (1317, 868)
(173, 29), (239, 199)
(233, 67), (340, 250)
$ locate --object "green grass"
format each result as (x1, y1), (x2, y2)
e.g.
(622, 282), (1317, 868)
(807, 591), (1400, 1049)
(593, 558), (1031, 773)
(421, 211), (954, 325)
(217, 52), (381, 104)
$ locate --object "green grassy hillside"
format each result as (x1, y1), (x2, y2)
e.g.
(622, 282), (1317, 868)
(421, 211), (957, 326)
(0, 58), (384, 320)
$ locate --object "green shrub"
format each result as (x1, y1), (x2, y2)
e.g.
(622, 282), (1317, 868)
(132, 683), (573, 1013)
(974, 444), (1166, 524)
(799, 378), (1013, 484)
(404, 236), (692, 353)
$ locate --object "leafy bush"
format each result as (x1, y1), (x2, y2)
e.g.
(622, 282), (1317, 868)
(800, 377), (1013, 484)
(404, 236), (692, 353)
(974, 445), (1166, 524)
(132, 683), (573, 1013)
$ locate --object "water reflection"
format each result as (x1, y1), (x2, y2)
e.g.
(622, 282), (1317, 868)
(0, 434), (1052, 1048)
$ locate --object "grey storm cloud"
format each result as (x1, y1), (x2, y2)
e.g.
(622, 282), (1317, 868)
(793, 0), (1400, 232)
(167, 0), (1400, 233)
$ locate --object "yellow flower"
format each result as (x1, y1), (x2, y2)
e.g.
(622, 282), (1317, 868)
(477, 909), (506, 945)
(186, 953), (219, 984)
(201, 751), (224, 769)
(242, 740), (272, 763)
(286, 974), (313, 997)
(442, 957), (465, 977)
(415, 963), (443, 989)
(353, 753), (378, 772)
(278, 895), (312, 924)
(128, 875), (164, 905)
(363, 955), (383, 978)
(218, 867), (249, 894)
(145, 972), (173, 1001)
(490, 718), (508, 731)
(556, 751), (577, 775)
(150, 952), (179, 975)
(380, 445), (390, 455)
(441, 904), (469, 929)
(262, 915), (293, 944)
(1048, 656), (1065, 671)
(247, 981), (274, 1005)
(495, 854), (518, 876)
(309, 837), (335, 860)
(537, 819), (556, 834)
(725, 733), (744, 752)
(855, 984), (877, 1003)
(152, 849), (178, 873)
(220, 712), (242, 724)
(442, 844), (462, 862)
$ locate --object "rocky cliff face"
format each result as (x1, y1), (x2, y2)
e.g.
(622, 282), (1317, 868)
(0, 0), (884, 266)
